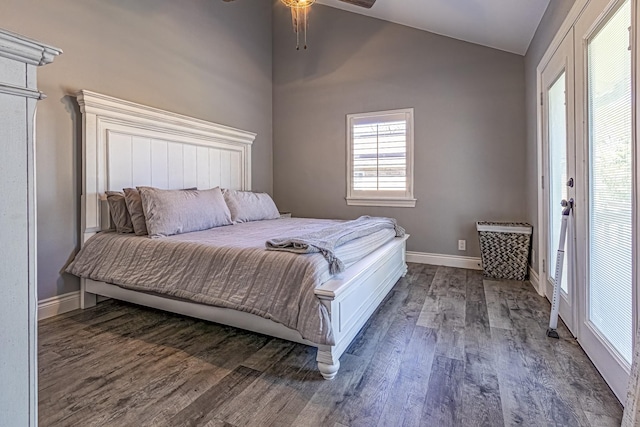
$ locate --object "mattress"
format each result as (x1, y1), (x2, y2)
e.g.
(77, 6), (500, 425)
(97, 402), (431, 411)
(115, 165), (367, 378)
(66, 218), (397, 345)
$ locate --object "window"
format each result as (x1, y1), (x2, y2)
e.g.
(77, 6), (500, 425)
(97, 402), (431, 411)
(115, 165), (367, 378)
(346, 108), (416, 207)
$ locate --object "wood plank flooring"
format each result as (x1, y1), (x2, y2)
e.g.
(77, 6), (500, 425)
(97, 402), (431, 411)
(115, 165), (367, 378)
(38, 264), (623, 426)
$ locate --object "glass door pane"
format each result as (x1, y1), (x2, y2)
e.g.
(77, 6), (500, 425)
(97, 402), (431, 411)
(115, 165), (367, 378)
(548, 72), (569, 293)
(587, 0), (633, 363)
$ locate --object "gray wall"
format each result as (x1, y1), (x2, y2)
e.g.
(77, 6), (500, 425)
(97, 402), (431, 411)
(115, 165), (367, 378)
(0, 0), (273, 300)
(273, 5), (527, 258)
(524, 0), (576, 274)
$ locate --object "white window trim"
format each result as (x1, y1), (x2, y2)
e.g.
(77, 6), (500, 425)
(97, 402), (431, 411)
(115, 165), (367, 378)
(345, 108), (416, 208)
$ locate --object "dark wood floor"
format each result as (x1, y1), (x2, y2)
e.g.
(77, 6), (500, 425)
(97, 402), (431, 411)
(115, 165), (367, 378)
(39, 264), (623, 426)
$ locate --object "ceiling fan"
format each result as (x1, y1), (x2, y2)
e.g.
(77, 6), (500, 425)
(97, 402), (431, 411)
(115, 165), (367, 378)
(224, 0), (377, 49)
(337, 0), (376, 8)
(222, 0), (376, 8)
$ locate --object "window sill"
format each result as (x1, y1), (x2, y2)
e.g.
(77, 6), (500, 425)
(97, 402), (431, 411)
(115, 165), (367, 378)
(345, 197), (417, 208)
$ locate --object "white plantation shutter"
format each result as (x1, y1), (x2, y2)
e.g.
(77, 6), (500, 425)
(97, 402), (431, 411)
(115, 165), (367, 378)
(347, 109), (416, 207)
(352, 120), (407, 191)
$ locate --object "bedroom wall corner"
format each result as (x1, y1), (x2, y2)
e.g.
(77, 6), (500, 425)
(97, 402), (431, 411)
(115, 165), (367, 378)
(524, 0), (576, 276)
(272, 4), (528, 259)
(0, 0), (273, 301)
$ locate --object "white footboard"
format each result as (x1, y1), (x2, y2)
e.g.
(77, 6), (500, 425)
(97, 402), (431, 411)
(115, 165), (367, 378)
(314, 235), (409, 379)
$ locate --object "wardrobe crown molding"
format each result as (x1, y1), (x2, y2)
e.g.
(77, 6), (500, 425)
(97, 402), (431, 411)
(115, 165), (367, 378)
(0, 29), (62, 66)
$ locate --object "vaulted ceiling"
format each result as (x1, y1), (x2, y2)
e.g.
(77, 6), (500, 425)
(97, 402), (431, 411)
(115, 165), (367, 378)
(316, 0), (551, 55)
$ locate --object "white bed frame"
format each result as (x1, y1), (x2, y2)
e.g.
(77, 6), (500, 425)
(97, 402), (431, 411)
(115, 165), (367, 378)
(77, 90), (409, 379)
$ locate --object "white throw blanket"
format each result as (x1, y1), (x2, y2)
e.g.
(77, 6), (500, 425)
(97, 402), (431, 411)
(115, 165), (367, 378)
(266, 216), (405, 274)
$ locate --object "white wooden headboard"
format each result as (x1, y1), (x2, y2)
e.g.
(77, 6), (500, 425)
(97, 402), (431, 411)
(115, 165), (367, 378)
(77, 90), (255, 242)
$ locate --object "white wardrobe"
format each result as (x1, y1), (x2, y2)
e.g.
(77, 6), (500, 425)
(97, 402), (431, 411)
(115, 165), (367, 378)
(0, 29), (60, 426)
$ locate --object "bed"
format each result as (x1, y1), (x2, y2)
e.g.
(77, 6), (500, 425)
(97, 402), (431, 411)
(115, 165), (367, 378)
(75, 90), (409, 379)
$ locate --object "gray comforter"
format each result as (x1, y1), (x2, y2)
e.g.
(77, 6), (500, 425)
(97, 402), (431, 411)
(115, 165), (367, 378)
(66, 218), (397, 345)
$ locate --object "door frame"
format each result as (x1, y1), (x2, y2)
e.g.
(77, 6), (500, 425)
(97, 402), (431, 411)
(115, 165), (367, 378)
(633, 0), (640, 370)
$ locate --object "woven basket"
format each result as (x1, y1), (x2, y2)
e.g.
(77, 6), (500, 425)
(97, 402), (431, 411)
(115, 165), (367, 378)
(476, 222), (532, 281)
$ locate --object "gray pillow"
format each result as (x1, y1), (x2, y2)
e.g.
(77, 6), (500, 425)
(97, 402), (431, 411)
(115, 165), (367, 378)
(138, 186), (232, 237)
(223, 190), (280, 223)
(123, 188), (148, 236)
(105, 191), (134, 234)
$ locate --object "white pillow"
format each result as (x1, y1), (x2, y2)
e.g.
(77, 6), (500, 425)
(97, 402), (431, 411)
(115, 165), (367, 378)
(139, 186), (232, 237)
(223, 190), (280, 223)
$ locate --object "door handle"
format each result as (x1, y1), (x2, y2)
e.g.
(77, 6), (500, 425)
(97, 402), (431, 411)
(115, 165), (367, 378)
(561, 198), (574, 214)
(567, 178), (574, 187)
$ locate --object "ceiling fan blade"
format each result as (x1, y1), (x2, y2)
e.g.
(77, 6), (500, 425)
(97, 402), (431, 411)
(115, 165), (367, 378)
(337, 0), (376, 8)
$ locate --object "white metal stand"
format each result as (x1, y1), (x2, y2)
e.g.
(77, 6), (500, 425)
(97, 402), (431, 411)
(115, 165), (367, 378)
(547, 198), (574, 339)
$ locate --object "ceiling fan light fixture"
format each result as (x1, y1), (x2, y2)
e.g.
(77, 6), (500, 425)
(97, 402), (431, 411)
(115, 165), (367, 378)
(225, 0), (374, 50)
(282, 0), (315, 50)
(281, 0), (315, 8)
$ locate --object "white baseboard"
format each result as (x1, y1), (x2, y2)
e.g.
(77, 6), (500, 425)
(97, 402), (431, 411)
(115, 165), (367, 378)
(528, 266), (543, 295)
(406, 251), (482, 270)
(38, 291), (81, 320)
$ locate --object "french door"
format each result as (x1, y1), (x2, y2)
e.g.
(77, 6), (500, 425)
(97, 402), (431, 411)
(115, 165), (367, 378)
(574, 0), (635, 401)
(542, 0), (637, 401)
(542, 29), (577, 334)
